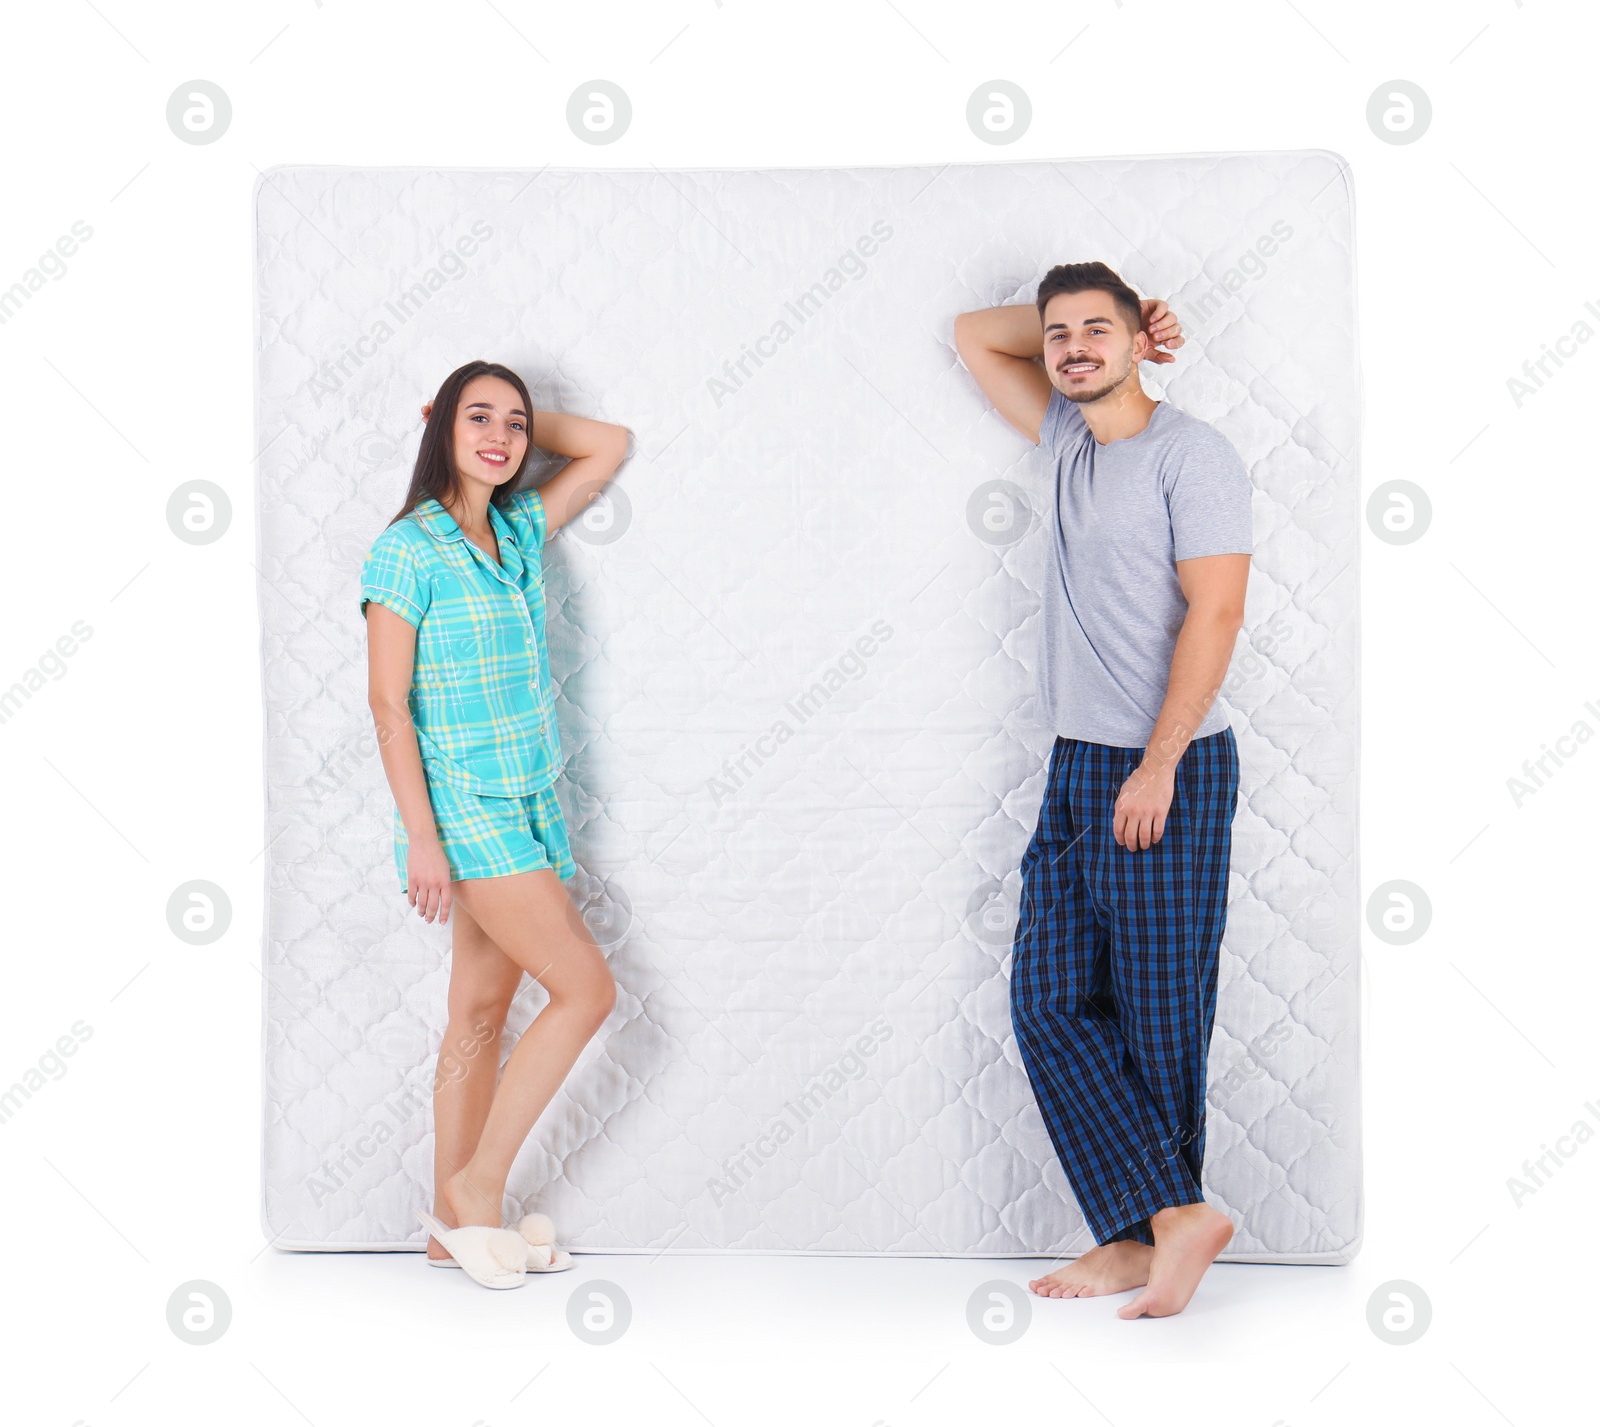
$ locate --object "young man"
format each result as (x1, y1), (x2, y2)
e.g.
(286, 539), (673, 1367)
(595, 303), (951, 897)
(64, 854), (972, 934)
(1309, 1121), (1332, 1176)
(954, 263), (1252, 1319)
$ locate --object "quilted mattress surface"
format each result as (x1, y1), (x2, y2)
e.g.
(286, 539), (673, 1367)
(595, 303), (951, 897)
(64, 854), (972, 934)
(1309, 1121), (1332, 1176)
(253, 152), (1361, 1261)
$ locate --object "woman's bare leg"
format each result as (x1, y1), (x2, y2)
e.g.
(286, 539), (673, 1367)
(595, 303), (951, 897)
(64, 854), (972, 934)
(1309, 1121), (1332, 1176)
(439, 868), (616, 1230)
(425, 897), (523, 1259)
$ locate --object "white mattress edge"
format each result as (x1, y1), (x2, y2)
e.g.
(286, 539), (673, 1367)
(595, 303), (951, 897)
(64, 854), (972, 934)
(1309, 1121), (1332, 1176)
(251, 147), (1353, 183)
(263, 1243), (1362, 1264)
(1336, 150), (1367, 1266)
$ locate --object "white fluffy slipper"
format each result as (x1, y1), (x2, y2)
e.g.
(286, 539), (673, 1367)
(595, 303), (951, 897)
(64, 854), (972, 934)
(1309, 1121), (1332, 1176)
(416, 1210), (527, 1289)
(517, 1212), (574, 1272)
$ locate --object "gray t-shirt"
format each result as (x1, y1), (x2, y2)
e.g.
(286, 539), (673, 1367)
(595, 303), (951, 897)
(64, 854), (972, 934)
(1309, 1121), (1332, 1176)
(1036, 388), (1253, 747)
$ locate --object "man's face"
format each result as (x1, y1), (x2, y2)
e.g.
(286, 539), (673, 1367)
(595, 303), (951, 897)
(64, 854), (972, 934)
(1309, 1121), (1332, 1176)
(1042, 290), (1147, 404)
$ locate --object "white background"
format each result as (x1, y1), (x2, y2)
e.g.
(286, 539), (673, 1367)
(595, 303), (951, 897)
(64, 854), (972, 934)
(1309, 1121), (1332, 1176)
(3, 1), (1592, 1422)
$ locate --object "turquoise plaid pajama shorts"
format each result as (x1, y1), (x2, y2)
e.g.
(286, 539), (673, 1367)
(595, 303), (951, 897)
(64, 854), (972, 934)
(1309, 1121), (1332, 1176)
(394, 778), (576, 887)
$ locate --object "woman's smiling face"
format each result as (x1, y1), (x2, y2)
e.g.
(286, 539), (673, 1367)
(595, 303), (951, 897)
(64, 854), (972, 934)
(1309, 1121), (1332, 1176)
(452, 374), (530, 488)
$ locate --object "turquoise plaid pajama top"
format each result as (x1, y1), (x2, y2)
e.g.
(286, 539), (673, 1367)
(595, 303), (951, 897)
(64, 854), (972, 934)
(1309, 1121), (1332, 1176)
(359, 488), (561, 798)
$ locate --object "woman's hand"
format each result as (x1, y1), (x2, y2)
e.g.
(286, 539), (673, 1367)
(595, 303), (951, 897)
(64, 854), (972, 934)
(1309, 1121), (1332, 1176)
(406, 836), (454, 923)
(1139, 298), (1185, 364)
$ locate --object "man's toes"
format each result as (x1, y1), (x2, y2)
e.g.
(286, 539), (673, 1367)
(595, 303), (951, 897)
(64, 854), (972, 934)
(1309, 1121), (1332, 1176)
(1120, 1287), (1177, 1319)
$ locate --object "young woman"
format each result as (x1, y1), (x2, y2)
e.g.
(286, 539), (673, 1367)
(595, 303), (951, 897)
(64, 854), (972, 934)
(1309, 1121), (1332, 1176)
(359, 359), (628, 1287)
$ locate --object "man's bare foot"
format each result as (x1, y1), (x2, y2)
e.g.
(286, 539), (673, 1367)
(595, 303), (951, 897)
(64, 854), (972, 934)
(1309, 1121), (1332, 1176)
(1029, 1240), (1154, 1298)
(1116, 1203), (1233, 1319)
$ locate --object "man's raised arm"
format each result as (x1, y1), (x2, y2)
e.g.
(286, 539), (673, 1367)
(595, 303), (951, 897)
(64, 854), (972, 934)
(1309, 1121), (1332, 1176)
(952, 304), (1055, 445)
(953, 297), (1186, 445)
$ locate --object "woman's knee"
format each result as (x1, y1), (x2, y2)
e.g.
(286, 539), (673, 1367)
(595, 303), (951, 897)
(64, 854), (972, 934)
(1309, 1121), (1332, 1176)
(583, 965), (618, 1028)
(552, 962), (615, 1030)
(445, 992), (515, 1036)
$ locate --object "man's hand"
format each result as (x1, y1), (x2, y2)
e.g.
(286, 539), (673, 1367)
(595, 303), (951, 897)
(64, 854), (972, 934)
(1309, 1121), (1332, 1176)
(1139, 298), (1185, 365)
(1113, 759), (1176, 851)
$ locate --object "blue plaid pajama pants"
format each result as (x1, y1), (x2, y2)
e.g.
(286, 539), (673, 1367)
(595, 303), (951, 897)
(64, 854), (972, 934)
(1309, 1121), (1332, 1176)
(1009, 727), (1240, 1247)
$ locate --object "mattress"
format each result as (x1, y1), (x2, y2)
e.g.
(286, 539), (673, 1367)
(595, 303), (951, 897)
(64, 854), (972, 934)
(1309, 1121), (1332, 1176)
(253, 152), (1362, 1262)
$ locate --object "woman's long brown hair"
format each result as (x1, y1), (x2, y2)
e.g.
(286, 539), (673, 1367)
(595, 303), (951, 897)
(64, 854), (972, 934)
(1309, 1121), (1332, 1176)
(387, 359), (536, 527)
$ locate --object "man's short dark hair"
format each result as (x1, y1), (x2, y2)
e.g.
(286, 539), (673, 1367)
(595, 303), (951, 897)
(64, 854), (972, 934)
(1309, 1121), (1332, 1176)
(1035, 262), (1144, 339)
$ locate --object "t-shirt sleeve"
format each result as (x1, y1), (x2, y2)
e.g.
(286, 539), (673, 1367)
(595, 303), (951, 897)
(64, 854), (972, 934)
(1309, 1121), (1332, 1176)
(1166, 427), (1255, 560)
(1038, 384), (1087, 455)
(508, 486), (549, 546)
(359, 527), (431, 628)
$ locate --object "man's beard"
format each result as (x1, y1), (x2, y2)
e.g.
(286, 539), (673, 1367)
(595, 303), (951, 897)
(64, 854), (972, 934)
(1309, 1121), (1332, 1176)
(1059, 357), (1130, 404)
